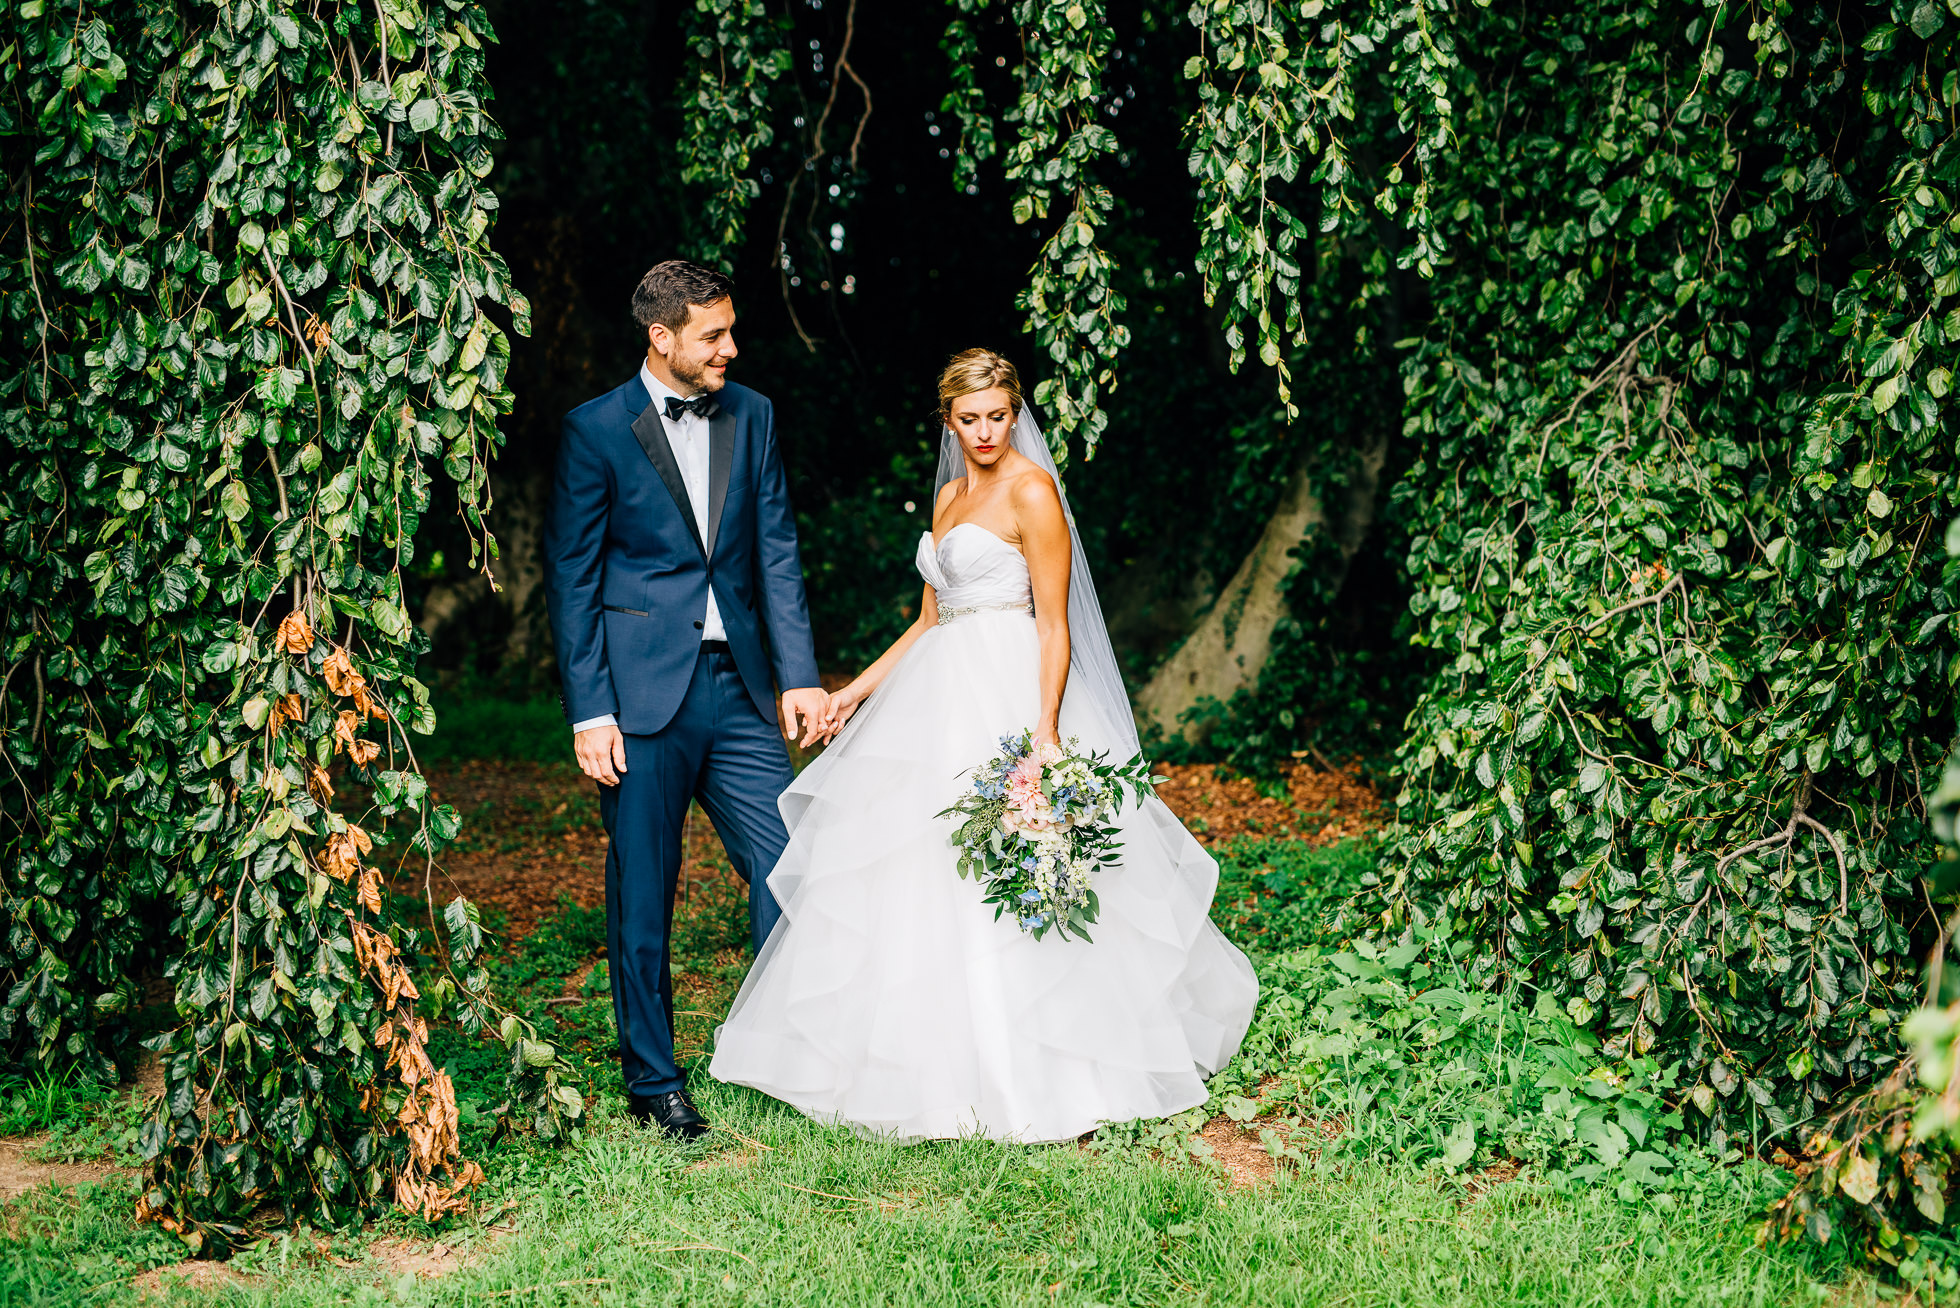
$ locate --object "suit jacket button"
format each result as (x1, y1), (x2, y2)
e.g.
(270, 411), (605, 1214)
(693, 620), (704, 629)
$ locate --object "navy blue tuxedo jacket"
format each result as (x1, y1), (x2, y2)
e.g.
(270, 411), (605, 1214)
(543, 376), (821, 736)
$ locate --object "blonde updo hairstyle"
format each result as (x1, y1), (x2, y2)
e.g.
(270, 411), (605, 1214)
(936, 347), (1023, 421)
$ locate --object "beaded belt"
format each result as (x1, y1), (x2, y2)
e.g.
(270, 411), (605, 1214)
(937, 600), (1033, 626)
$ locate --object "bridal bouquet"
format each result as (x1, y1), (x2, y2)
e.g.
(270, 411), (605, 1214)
(938, 729), (1160, 942)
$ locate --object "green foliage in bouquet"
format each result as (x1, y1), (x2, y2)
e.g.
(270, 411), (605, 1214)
(0, 0), (578, 1246)
(939, 730), (1158, 942)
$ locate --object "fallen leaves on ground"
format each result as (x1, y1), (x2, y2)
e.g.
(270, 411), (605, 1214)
(1153, 760), (1383, 847)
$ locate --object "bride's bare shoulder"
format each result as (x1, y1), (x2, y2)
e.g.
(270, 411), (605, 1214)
(1008, 460), (1062, 513)
(931, 478), (962, 523)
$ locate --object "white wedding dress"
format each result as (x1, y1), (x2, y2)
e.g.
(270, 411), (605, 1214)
(708, 523), (1258, 1143)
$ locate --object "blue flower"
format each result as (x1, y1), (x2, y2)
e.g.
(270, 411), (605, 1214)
(1018, 889), (1041, 904)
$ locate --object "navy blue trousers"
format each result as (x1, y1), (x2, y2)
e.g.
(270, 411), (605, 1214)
(597, 647), (791, 1097)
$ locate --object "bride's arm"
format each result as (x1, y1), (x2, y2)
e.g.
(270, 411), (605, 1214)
(815, 488), (958, 741)
(1018, 473), (1072, 747)
(816, 582), (937, 739)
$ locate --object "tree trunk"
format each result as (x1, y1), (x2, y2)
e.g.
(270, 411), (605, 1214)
(1133, 429), (1389, 743)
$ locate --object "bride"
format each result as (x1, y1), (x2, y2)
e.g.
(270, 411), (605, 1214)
(708, 349), (1257, 1142)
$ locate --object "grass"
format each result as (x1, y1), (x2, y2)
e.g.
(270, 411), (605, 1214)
(1, 1095), (1872, 1307)
(0, 1068), (117, 1139)
(0, 825), (1904, 1306)
(0, 1180), (181, 1306)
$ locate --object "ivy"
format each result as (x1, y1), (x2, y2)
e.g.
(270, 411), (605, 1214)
(0, 0), (578, 1247)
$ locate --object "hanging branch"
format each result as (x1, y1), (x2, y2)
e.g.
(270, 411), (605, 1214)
(774, 0), (872, 355)
(1004, 0), (1128, 463)
(677, 0), (791, 272)
(0, 0), (577, 1252)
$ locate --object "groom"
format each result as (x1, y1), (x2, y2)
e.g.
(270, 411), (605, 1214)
(543, 259), (828, 1140)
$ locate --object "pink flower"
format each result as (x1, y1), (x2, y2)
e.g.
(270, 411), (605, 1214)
(1032, 741), (1066, 767)
(1002, 803), (1054, 834)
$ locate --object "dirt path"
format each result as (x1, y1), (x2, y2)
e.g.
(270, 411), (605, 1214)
(0, 1137), (135, 1202)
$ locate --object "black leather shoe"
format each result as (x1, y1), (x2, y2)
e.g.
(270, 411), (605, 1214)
(628, 1090), (710, 1141)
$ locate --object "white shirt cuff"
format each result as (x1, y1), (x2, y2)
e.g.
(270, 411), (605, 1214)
(571, 714), (617, 733)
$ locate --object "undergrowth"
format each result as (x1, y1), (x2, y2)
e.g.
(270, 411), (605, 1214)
(1109, 835), (1798, 1231)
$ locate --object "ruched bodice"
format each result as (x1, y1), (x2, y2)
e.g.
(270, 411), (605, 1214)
(914, 525), (1033, 612)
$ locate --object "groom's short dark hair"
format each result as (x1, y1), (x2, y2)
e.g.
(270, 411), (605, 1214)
(633, 260), (735, 338)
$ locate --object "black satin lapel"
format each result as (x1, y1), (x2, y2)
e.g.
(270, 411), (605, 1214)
(706, 409), (733, 560)
(629, 405), (706, 558)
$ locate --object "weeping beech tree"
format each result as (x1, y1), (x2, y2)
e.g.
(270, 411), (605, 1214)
(4, 0), (1959, 1250)
(0, 0), (580, 1248)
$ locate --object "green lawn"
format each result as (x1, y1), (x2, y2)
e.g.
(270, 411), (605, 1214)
(0, 1101), (1876, 1306)
(0, 817), (1902, 1307)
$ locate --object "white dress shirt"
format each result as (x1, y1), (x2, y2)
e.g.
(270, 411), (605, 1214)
(571, 365), (727, 734)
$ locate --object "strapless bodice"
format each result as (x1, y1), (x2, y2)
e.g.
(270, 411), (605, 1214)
(915, 525), (1033, 612)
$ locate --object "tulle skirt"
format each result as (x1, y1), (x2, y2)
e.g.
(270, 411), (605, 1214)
(708, 610), (1258, 1143)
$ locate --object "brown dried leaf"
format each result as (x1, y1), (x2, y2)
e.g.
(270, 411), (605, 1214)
(349, 736), (381, 767)
(321, 647), (363, 697)
(333, 709), (362, 755)
(358, 865), (383, 914)
(276, 610), (315, 655)
(322, 828), (366, 881)
(268, 692), (306, 734)
(307, 764), (335, 804)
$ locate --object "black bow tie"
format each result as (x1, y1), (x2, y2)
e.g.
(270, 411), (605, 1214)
(662, 393), (719, 421)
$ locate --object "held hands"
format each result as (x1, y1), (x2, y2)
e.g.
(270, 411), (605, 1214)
(574, 724), (629, 787)
(780, 687), (832, 748)
(814, 683), (867, 744)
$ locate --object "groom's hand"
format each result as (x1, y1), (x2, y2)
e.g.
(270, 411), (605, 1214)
(574, 724), (628, 787)
(780, 687), (829, 748)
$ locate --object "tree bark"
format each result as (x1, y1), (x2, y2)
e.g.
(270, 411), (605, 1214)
(1133, 428), (1389, 743)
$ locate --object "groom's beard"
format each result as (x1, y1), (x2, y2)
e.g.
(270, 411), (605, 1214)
(669, 351), (725, 395)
